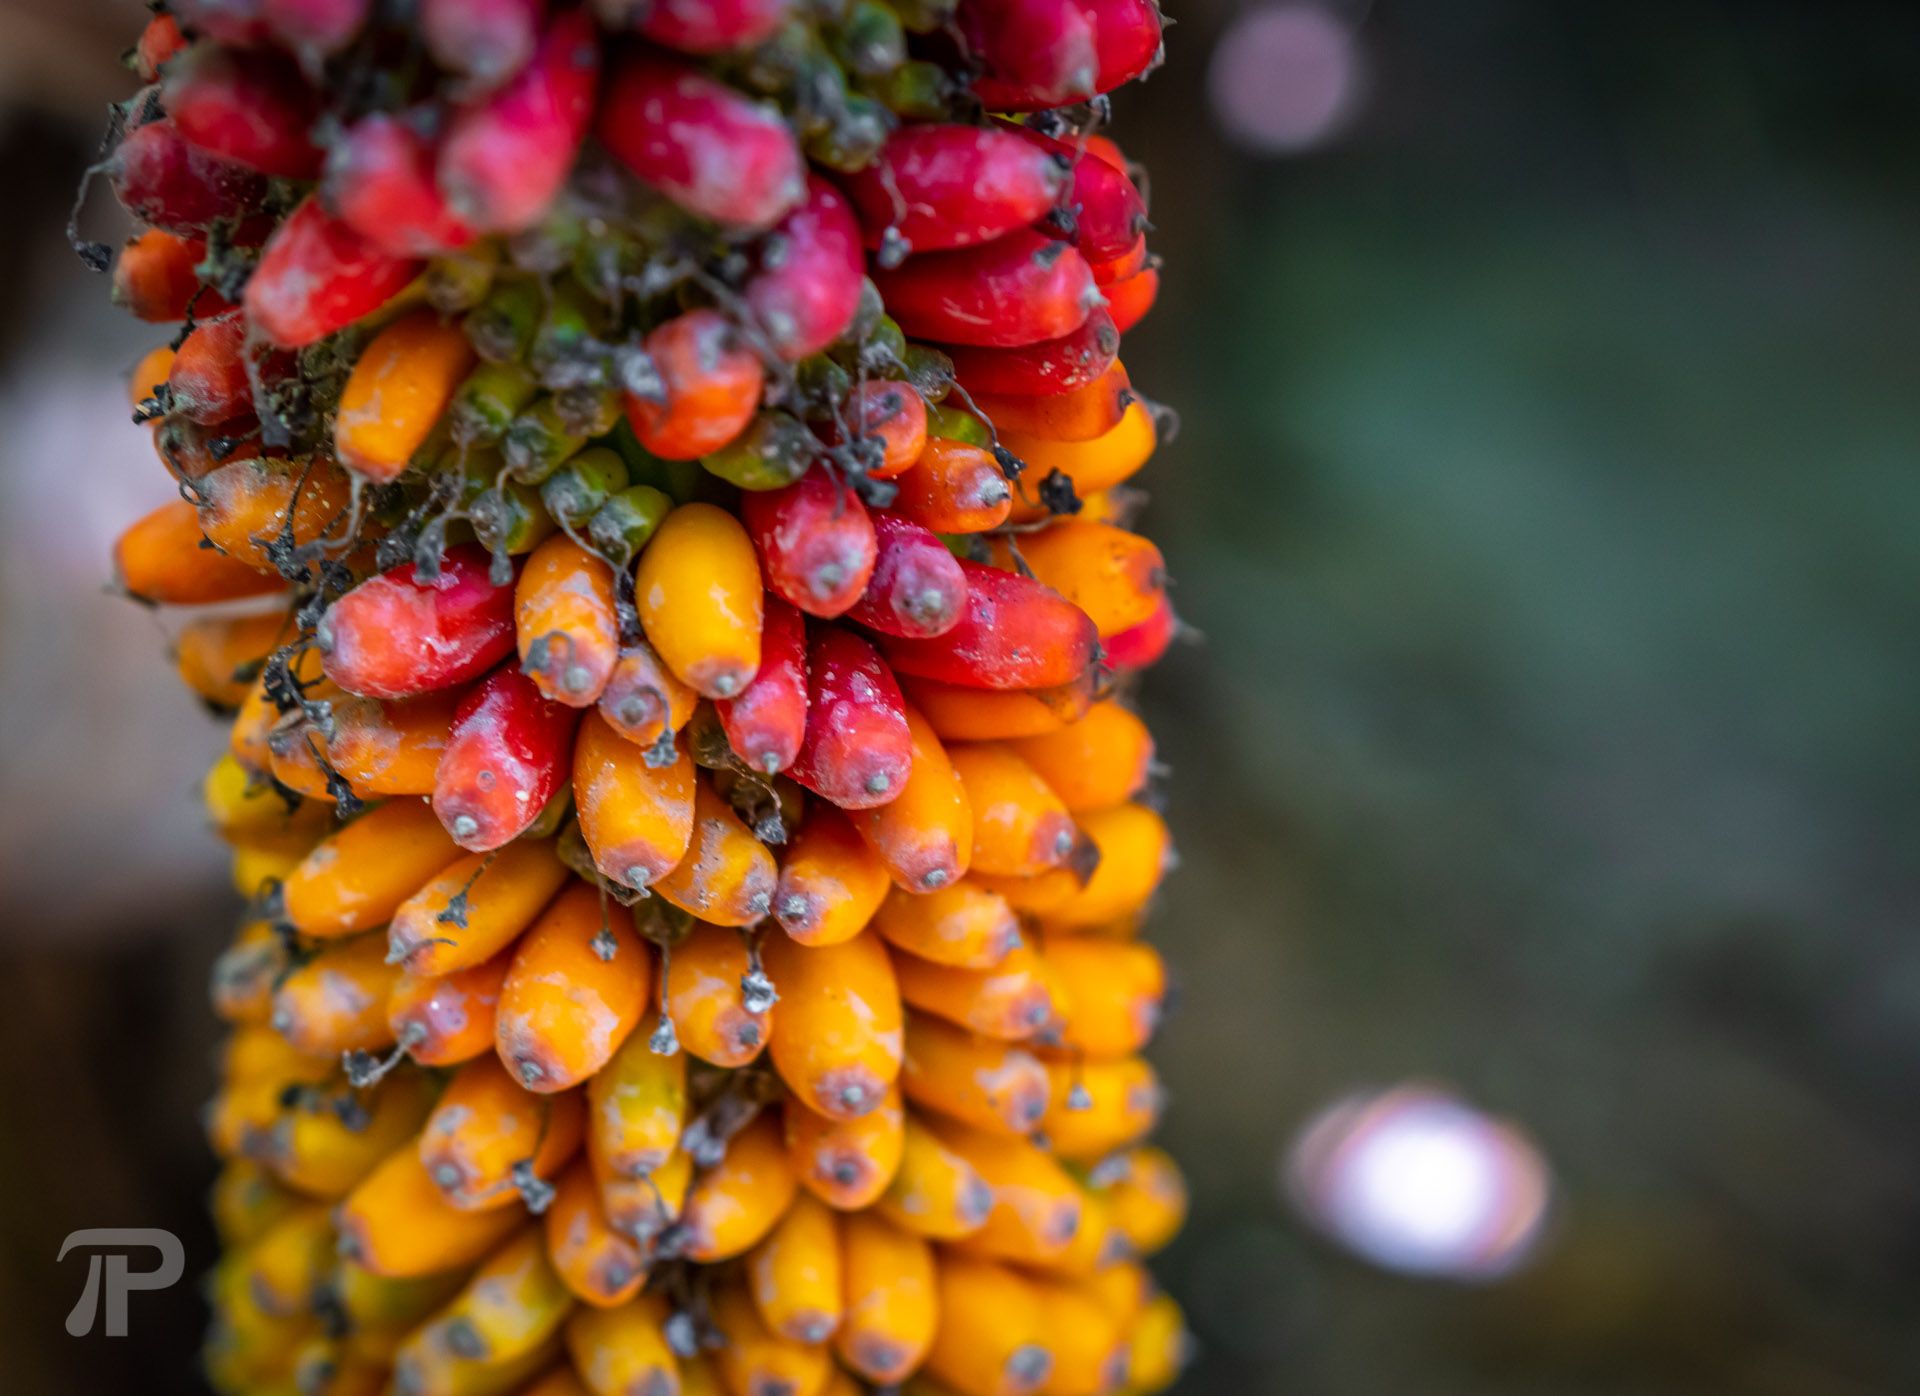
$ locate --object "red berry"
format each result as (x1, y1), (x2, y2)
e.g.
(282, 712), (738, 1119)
(622, 0), (792, 54)
(948, 307), (1119, 397)
(742, 467), (879, 619)
(745, 177), (865, 361)
(162, 43), (322, 179)
(791, 627), (913, 809)
(438, 9), (600, 234)
(168, 311), (252, 424)
(717, 596), (809, 774)
(421, 0), (543, 90)
(847, 514), (970, 639)
(1087, 0), (1166, 93)
(881, 562), (1098, 690)
(1104, 593), (1175, 670)
(261, 0), (373, 64)
(110, 120), (269, 233)
(821, 381), (928, 480)
(318, 545), (518, 699)
(874, 231), (1095, 348)
(433, 665), (580, 851)
(598, 54), (806, 229)
(1008, 125), (1148, 264)
(841, 124), (1070, 254)
(244, 195), (423, 347)
(962, 0), (1099, 111)
(325, 113), (477, 258)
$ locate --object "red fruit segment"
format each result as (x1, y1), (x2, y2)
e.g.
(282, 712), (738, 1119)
(742, 468), (878, 619)
(438, 9), (600, 233)
(111, 120), (269, 233)
(245, 196), (423, 348)
(847, 514), (970, 639)
(1104, 594), (1175, 670)
(598, 54), (806, 229)
(162, 44), (322, 179)
(421, 0), (542, 90)
(874, 232), (1095, 349)
(433, 666), (579, 851)
(1007, 124), (1148, 263)
(324, 113), (476, 258)
(881, 563), (1097, 691)
(963, 0), (1099, 111)
(1087, 0), (1167, 93)
(168, 312), (251, 424)
(625, 0), (791, 54)
(745, 177), (864, 361)
(717, 596), (809, 774)
(842, 124), (1070, 254)
(948, 308), (1119, 398)
(319, 545), (517, 699)
(791, 627), (914, 810)
(1090, 235), (1149, 285)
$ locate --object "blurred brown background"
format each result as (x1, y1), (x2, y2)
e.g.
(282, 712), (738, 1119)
(3, 1), (1919, 1392)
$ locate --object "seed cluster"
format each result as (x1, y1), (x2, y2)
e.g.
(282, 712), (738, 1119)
(98, 2), (1183, 1394)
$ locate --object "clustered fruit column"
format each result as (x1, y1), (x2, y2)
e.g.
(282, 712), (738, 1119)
(103, 2), (1184, 1393)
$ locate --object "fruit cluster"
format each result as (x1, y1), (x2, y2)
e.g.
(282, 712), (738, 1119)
(98, 2), (1183, 1394)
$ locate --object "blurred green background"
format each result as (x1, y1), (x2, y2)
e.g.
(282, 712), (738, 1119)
(2, 1), (1917, 1391)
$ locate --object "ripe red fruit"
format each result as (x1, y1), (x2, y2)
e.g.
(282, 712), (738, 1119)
(744, 177), (865, 361)
(717, 597), (809, 774)
(262, 0), (373, 65)
(318, 545), (518, 699)
(162, 44), (322, 179)
(616, 0), (791, 53)
(110, 120), (269, 233)
(1087, 0), (1167, 93)
(842, 124), (1070, 254)
(962, 0), (1099, 111)
(324, 113), (477, 258)
(742, 468), (879, 619)
(791, 627), (914, 809)
(168, 312), (252, 424)
(1106, 266), (1159, 333)
(421, 0), (543, 90)
(847, 514), (970, 639)
(823, 381), (929, 481)
(1104, 593), (1175, 670)
(948, 308), (1119, 397)
(881, 562), (1098, 690)
(874, 231), (1096, 348)
(1008, 125), (1149, 264)
(433, 666), (580, 851)
(438, 8), (600, 233)
(244, 195), (423, 347)
(597, 54), (806, 229)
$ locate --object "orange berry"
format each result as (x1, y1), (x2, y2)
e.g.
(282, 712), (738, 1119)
(624, 308), (764, 460)
(597, 641), (699, 750)
(174, 608), (289, 708)
(1015, 518), (1165, 638)
(1040, 1054), (1161, 1162)
(1034, 803), (1171, 930)
(892, 438), (1013, 534)
(892, 937), (1055, 1041)
(323, 690), (460, 798)
(924, 1253), (1054, 1396)
(1036, 936), (1164, 1055)
(270, 932), (402, 1056)
(1026, 1274), (1126, 1396)
(517, 534), (621, 706)
(665, 922), (772, 1068)
(900, 672), (1096, 742)
(875, 1115), (991, 1241)
(653, 779), (778, 926)
(873, 881), (1021, 971)
(679, 1113), (798, 1262)
(835, 1210), (936, 1384)
(193, 456), (351, 576)
(418, 1054), (584, 1209)
(946, 742), (1078, 878)
(116, 498), (285, 605)
(762, 929), (903, 1120)
(566, 1294), (680, 1392)
(387, 949), (513, 1067)
(901, 1014), (1050, 1136)
(774, 806), (893, 947)
(281, 799), (462, 939)
(392, 1227), (572, 1382)
(586, 1013), (688, 1183)
(1001, 399), (1156, 524)
(338, 1142), (524, 1278)
(853, 703), (973, 893)
(546, 1159), (649, 1307)
(573, 709), (697, 891)
(496, 881), (651, 1092)
(335, 309), (476, 483)
(974, 361), (1131, 443)
(1103, 1145), (1187, 1257)
(1006, 701), (1153, 812)
(385, 840), (570, 976)
(748, 1190), (843, 1343)
(783, 1085), (904, 1212)
(927, 1116), (1083, 1266)
(263, 1070), (433, 1200)
(710, 1285), (833, 1396)
(635, 502), (765, 699)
